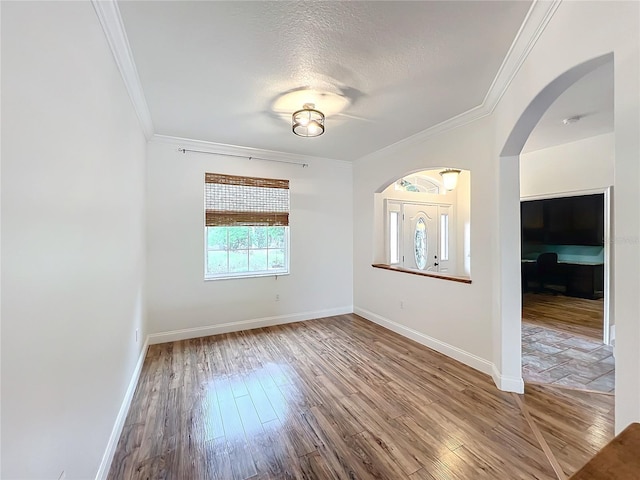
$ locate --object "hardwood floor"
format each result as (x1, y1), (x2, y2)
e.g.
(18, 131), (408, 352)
(521, 384), (614, 478)
(522, 293), (604, 341)
(108, 314), (613, 480)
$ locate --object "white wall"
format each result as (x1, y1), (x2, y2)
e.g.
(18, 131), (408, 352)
(354, 118), (496, 375)
(354, 1), (640, 432)
(520, 132), (614, 197)
(455, 170), (471, 276)
(495, 0), (638, 433)
(1, 2), (147, 479)
(145, 140), (353, 340)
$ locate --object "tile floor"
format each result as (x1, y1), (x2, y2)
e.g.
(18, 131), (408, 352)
(522, 322), (615, 393)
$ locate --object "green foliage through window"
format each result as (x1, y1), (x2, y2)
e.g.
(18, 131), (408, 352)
(206, 226), (288, 278)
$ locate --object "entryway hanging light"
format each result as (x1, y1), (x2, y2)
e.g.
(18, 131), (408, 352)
(439, 169), (461, 191)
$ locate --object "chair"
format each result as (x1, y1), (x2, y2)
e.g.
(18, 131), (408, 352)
(536, 252), (563, 294)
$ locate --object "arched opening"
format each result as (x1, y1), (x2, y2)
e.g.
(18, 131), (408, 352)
(373, 168), (471, 280)
(496, 53), (614, 395)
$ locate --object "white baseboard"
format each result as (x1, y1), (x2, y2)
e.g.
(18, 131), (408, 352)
(354, 306), (494, 377)
(491, 364), (524, 394)
(95, 338), (150, 480)
(147, 306), (354, 345)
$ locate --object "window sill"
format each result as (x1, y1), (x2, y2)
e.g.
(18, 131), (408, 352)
(205, 272), (289, 281)
(371, 264), (472, 284)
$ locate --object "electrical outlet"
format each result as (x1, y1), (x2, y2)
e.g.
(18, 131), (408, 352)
(275, 294), (280, 302)
(400, 301), (404, 309)
(135, 328), (139, 343)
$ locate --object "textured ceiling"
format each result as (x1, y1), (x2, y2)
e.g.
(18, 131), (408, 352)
(523, 59), (614, 153)
(119, 1), (533, 161)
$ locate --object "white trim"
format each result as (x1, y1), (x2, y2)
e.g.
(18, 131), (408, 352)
(95, 338), (150, 480)
(483, 0), (562, 112)
(152, 134), (352, 167)
(92, 0), (560, 164)
(603, 186), (612, 345)
(355, 0), (561, 164)
(91, 0), (154, 139)
(353, 306), (493, 377)
(492, 364), (525, 394)
(147, 306), (354, 345)
(520, 187), (609, 202)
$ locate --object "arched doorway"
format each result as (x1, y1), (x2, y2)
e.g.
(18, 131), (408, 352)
(495, 53), (614, 395)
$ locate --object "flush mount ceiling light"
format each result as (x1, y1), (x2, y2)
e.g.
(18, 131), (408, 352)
(439, 169), (461, 191)
(292, 103), (325, 137)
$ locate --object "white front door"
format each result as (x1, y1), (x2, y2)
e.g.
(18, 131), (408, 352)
(403, 204), (439, 272)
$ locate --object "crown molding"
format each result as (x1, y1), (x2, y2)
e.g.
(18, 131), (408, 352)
(92, 0), (561, 163)
(92, 0), (154, 139)
(151, 134), (353, 167)
(355, 0), (562, 164)
(483, 0), (562, 112)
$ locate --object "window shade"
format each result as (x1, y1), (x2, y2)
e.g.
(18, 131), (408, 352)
(205, 173), (290, 226)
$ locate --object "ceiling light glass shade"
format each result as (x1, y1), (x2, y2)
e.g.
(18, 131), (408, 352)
(439, 169), (461, 191)
(292, 104), (325, 137)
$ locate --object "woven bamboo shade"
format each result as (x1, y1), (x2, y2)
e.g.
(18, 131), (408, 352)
(205, 173), (289, 227)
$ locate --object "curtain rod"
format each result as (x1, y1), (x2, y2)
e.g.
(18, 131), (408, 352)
(178, 148), (309, 168)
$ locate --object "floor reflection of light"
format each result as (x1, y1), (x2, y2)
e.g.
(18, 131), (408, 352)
(202, 383), (224, 441)
(199, 362), (301, 441)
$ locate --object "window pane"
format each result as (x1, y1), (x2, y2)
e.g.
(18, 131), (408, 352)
(390, 212), (399, 264)
(249, 227), (268, 248)
(229, 250), (249, 272)
(228, 226), (249, 249)
(207, 227), (228, 249)
(268, 249), (286, 270)
(441, 214), (449, 261)
(207, 250), (228, 274)
(268, 227), (285, 248)
(249, 249), (268, 271)
(414, 217), (427, 270)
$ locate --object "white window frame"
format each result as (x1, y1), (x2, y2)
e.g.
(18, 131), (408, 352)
(204, 226), (290, 281)
(385, 201), (402, 265)
(440, 212), (449, 261)
(204, 173), (290, 281)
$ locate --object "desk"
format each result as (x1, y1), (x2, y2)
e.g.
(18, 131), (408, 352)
(569, 423), (640, 479)
(522, 260), (604, 299)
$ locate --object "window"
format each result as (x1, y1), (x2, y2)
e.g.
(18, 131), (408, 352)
(204, 173), (289, 279)
(386, 201), (401, 265)
(440, 213), (449, 261)
(389, 211), (399, 264)
(414, 217), (428, 269)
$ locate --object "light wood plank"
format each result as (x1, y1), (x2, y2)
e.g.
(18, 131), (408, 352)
(108, 314), (614, 480)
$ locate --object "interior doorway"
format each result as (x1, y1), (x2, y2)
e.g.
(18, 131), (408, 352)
(515, 57), (615, 394)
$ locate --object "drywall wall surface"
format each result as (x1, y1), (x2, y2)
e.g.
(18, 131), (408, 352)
(520, 133), (614, 197)
(354, 1), (640, 430)
(354, 117), (495, 368)
(494, 0), (639, 432)
(1, 2), (147, 478)
(145, 141), (353, 337)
